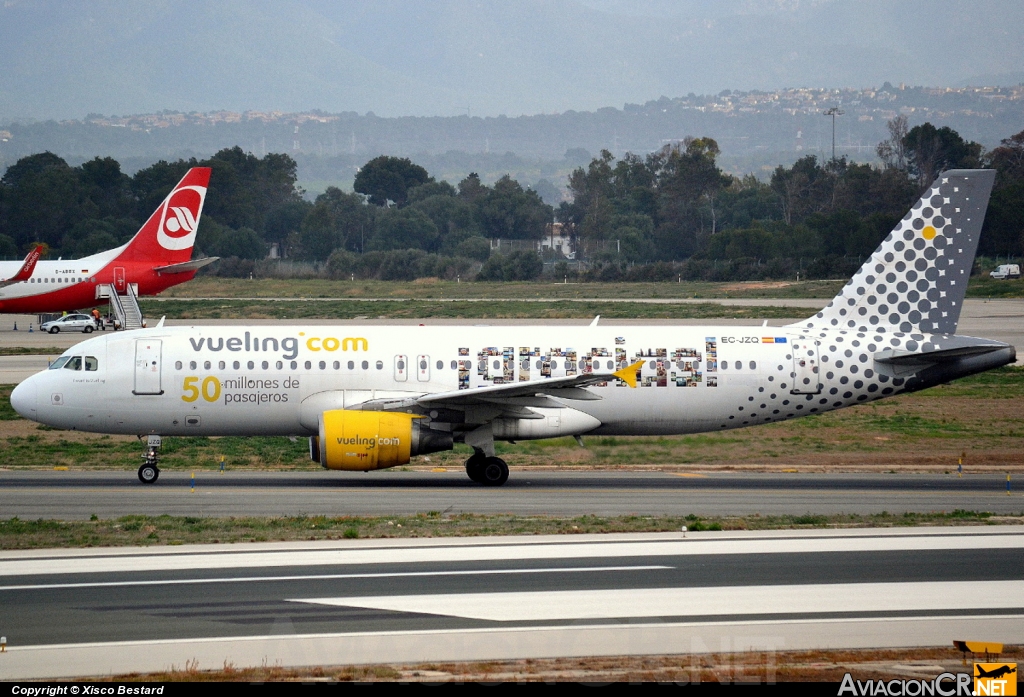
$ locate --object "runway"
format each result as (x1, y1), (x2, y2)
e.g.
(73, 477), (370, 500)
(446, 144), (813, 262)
(1, 527), (1022, 679)
(2, 470), (1022, 518)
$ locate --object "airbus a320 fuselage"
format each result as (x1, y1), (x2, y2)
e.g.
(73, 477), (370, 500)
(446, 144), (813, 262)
(10, 170), (1014, 486)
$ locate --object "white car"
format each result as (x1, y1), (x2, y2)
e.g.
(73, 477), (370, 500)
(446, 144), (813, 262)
(41, 314), (97, 334)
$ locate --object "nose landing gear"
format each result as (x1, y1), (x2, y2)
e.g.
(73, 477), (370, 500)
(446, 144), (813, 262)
(138, 434), (161, 484)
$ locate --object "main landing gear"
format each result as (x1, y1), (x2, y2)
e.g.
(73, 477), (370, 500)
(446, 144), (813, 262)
(138, 435), (161, 484)
(465, 452), (509, 486)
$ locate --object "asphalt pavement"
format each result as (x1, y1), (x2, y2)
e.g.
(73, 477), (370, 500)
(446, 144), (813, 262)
(1, 527), (1021, 679)
(2, 470), (1022, 518)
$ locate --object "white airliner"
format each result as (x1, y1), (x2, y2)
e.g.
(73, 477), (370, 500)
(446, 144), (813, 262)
(10, 170), (1014, 486)
(0, 168), (214, 315)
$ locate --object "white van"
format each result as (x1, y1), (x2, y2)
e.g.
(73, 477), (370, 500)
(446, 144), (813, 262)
(991, 264), (1021, 279)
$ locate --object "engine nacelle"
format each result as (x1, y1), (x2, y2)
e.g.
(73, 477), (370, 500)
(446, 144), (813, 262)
(314, 410), (452, 471)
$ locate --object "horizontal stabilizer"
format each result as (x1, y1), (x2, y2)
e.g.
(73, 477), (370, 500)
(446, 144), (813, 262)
(153, 256), (219, 274)
(874, 344), (1006, 365)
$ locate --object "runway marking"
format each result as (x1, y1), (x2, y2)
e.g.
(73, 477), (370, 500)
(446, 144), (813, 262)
(3, 533), (1022, 577)
(0, 565), (670, 592)
(672, 473), (707, 478)
(290, 580), (1024, 622)
(6, 615), (1024, 681)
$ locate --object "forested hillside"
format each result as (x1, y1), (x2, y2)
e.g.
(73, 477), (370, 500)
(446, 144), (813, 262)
(1, 122), (1020, 283)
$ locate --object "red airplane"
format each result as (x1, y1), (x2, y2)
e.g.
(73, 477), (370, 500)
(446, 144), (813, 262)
(0, 167), (214, 314)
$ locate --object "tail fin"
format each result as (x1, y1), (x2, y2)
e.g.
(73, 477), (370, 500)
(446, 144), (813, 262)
(115, 167), (212, 264)
(796, 169), (996, 336)
(0, 244), (44, 288)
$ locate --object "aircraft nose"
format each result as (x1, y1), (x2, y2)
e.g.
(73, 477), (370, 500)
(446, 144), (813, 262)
(10, 378), (38, 419)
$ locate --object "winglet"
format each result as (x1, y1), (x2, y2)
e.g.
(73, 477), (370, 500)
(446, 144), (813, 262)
(613, 360), (644, 388)
(590, 315), (600, 327)
(1, 244), (44, 287)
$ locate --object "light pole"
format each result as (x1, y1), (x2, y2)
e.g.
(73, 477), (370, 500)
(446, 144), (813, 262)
(823, 107), (845, 161)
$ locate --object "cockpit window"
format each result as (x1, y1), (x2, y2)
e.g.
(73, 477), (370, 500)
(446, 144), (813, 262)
(84, 356), (98, 371)
(49, 356), (71, 370)
(64, 356), (82, 371)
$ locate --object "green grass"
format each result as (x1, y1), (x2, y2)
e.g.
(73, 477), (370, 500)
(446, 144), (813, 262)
(140, 298), (804, 320)
(0, 347), (66, 356)
(964, 275), (1024, 298)
(160, 274), (1024, 301)
(162, 277), (849, 300)
(0, 510), (1016, 549)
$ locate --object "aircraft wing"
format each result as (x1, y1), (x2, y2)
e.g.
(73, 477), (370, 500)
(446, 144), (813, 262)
(153, 256), (220, 274)
(0, 245), (44, 288)
(414, 360), (643, 410)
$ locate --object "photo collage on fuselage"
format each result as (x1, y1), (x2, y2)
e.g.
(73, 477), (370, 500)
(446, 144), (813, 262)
(459, 339), (717, 389)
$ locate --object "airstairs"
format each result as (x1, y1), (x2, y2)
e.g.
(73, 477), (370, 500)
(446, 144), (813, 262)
(101, 283), (145, 331)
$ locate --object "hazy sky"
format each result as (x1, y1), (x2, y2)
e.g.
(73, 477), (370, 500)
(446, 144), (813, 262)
(1, 0), (1022, 121)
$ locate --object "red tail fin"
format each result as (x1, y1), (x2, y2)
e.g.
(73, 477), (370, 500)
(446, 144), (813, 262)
(0, 244), (44, 288)
(116, 167), (212, 264)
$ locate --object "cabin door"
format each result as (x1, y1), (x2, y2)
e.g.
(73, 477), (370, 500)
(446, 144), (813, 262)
(789, 337), (821, 394)
(133, 339), (163, 395)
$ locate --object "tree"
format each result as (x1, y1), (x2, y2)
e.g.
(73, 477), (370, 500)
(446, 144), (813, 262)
(0, 152), (85, 250)
(903, 123), (983, 189)
(298, 187), (374, 260)
(987, 130), (1024, 184)
(369, 208), (439, 251)
(652, 138), (731, 257)
(475, 175), (553, 240)
(457, 173), (487, 204)
(876, 115), (909, 170)
(476, 250), (542, 281)
(354, 156), (432, 207)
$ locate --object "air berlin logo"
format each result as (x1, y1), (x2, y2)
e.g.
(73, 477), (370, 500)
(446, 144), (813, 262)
(157, 185), (206, 251)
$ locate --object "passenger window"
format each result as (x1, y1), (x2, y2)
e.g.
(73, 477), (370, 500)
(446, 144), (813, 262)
(648, 361), (656, 369)
(436, 360), (443, 370)
(245, 361), (252, 369)
(551, 361), (558, 369)
(735, 361), (741, 370)
(290, 361), (298, 370)
(420, 360), (427, 370)
(189, 361), (197, 370)
(233, 361), (241, 370)
(451, 360), (457, 369)
(276, 361), (283, 370)
(304, 361), (311, 370)
(333, 361), (340, 370)
(493, 360), (500, 370)
(376, 361), (384, 370)
(536, 360), (543, 369)
(219, 361), (226, 370)
(348, 361), (354, 370)
(750, 361), (756, 370)
(85, 356), (98, 371)
(204, 361), (211, 370)
(64, 356), (82, 371)
(721, 362), (727, 370)
(319, 360), (326, 370)
(361, 361), (369, 370)
(397, 360), (405, 370)
(262, 361), (269, 370)
(521, 359), (530, 370)
(607, 360), (614, 370)
(175, 361), (182, 370)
